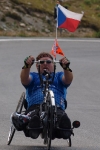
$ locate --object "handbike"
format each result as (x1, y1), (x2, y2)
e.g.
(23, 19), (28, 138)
(7, 60), (80, 150)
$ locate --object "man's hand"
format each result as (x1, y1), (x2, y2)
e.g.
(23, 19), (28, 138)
(60, 57), (73, 84)
(22, 56), (35, 69)
(59, 57), (72, 72)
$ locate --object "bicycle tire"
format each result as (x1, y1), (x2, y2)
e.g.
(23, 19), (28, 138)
(15, 92), (25, 113)
(67, 136), (71, 147)
(47, 92), (54, 150)
(43, 103), (49, 145)
(7, 124), (16, 145)
(7, 92), (25, 145)
(47, 105), (53, 150)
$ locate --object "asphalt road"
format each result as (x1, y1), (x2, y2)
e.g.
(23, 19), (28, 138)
(0, 38), (100, 150)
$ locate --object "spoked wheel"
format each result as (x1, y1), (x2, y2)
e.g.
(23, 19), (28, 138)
(43, 94), (54, 150)
(67, 136), (71, 147)
(7, 92), (25, 145)
(47, 105), (54, 150)
(7, 124), (16, 145)
(15, 92), (25, 113)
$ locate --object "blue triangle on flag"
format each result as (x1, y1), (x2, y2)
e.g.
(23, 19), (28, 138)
(58, 7), (67, 27)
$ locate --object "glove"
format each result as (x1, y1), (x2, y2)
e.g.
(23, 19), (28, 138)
(22, 56), (34, 69)
(60, 57), (72, 72)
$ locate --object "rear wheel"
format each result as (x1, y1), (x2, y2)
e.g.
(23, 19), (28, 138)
(7, 92), (25, 145)
(7, 125), (15, 145)
(15, 92), (25, 113)
(67, 137), (71, 147)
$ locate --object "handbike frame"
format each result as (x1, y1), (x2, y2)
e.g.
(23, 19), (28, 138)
(34, 60), (59, 150)
(33, 60), (73, 149)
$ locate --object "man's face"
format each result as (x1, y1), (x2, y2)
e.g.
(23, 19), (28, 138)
(36, 57), (54, 73)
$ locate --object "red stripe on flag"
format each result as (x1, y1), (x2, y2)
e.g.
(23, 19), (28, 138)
(59, 18), (80, 32)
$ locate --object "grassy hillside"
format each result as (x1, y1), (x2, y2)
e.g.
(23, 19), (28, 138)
(18, 0), (56, 13)
(17, 0), (100, 27)
(17, 0), (100, 37)
(0, 0), (100, 37)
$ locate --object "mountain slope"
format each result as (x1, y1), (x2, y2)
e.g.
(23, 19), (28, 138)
(0, 0), (100, 37)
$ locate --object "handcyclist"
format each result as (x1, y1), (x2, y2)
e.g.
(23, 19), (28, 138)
(11, 52), (73, 139)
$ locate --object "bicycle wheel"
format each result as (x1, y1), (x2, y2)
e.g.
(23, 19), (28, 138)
(43, 103), (49, 145)
(7, 92), (25, 145)
(7, 124), (16, 145)
(47, 105), (53, 150)
(67, 136), (71, 147)
(47, 91), (55, 150)
(15, 92), (25, 113)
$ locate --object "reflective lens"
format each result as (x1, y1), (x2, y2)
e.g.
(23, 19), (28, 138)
(40, 60), (52, 64)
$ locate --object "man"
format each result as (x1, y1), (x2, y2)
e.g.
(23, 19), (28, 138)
(11, 52), (73, 139)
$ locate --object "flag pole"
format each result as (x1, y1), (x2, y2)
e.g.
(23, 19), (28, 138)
(55, 4), (58, 61)
(56, 26), (57, 40)
(55, 26), (57, 61)
(56, 3), (58, 41)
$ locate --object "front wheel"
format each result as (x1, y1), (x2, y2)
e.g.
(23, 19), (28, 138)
(47, 105), (54, 150)
(47, 91), (55, 150)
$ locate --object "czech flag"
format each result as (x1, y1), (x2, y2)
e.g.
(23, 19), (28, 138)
(51, 39), (65, 57)
(57, 4), (84, 32)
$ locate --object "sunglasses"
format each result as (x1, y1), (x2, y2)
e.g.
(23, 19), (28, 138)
(40, 60), (53, 64)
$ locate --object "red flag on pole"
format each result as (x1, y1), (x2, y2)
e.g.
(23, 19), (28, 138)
(51, 39), (65, 57)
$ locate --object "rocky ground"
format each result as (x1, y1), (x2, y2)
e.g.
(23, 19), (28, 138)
(0, 0), (96, 37)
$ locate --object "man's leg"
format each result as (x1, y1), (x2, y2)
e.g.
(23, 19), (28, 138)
(11, 105), (40, 131)
(25, 105), (41, 139)
(11, 112), (30, 131)
(56, 108), (71, 139)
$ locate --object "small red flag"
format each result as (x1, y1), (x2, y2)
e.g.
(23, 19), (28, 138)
(51, 39), (65, 57)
